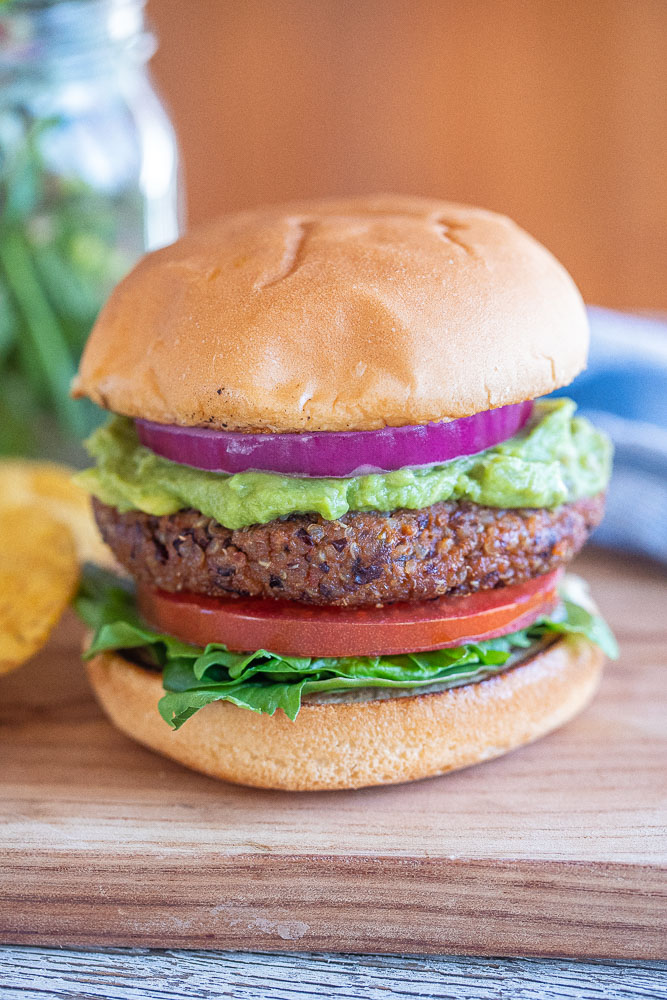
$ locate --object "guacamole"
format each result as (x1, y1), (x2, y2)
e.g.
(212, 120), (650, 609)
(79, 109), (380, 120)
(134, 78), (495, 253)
(77, 398), (612, 530)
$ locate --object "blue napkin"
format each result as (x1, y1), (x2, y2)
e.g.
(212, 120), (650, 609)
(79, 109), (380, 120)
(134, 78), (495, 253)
(555, 308), (667, 565)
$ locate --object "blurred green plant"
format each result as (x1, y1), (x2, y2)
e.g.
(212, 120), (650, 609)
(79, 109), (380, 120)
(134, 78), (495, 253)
(0, 114), (130, 456)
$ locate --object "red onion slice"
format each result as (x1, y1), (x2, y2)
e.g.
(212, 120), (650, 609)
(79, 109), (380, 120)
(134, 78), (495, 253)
(135, 401), (534, 478)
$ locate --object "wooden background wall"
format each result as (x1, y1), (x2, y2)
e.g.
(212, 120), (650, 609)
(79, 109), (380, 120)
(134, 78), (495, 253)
(148, 0), (667, 311)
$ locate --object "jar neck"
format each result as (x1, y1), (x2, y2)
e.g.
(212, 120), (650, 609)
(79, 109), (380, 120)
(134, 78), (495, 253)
(0, 0), (155, 85)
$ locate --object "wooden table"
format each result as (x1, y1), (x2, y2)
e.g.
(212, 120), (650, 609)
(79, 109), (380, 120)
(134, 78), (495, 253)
(0, 948), (665, 998)
(1, 547), (666, 996)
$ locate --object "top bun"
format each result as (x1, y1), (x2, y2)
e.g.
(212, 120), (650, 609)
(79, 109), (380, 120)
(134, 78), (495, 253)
(73, 195), (588, 433)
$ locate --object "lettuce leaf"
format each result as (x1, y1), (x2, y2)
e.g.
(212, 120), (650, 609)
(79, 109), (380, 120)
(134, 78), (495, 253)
(75, 565), (618, 730)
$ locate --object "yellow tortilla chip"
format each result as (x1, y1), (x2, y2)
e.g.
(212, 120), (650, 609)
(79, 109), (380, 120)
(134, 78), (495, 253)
(0, 505), (79, 674)
(0, 459), (114, 568)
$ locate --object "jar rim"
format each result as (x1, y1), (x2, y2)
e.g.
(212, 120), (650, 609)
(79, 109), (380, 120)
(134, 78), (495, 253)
(0, 0), (155, 80)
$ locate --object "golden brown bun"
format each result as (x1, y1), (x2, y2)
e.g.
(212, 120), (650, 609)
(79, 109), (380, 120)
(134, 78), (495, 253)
(85, 636), (604, 791)
(73, 195), (588, 433)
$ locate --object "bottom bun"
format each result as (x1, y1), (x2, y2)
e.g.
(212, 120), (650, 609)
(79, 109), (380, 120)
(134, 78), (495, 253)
(85, 635), (604, 791)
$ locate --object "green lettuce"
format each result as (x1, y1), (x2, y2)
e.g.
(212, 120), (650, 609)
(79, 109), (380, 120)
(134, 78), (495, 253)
(75, 398), (612, 529)
(75, 566), (618, 730)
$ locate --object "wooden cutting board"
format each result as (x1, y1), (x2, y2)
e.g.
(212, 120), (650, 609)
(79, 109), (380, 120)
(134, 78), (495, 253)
(1, 548), (666, 959)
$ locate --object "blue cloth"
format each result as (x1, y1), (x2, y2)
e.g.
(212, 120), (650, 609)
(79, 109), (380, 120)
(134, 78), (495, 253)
(554, 308), (667, 565)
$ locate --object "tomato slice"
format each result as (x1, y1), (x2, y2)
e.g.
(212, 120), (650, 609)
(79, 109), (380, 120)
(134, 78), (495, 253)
(137, 569), (563, 658)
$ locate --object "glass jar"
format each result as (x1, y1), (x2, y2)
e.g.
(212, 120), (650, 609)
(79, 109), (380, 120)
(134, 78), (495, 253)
(0, 0), (182, 456)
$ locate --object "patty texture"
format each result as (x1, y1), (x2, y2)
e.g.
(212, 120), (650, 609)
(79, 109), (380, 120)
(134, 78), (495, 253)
(93, 494), (604, 607)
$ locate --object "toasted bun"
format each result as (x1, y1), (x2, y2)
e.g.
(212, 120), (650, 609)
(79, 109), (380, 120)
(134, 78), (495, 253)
(85, 636), (603, 791)
(73, 195), (588, 433)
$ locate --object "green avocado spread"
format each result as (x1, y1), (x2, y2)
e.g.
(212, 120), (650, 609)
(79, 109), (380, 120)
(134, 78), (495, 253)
(77, 398), (612, 530)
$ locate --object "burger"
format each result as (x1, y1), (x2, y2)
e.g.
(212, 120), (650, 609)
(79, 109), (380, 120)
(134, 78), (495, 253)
(72, 195), (616, 791)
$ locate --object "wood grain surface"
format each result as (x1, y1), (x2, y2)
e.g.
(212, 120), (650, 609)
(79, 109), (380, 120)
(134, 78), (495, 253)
(1, 948), (666, 1000)
(1, 548), (666, 958)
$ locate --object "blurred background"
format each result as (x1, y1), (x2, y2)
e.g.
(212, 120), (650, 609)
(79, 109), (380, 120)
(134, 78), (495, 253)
(150, 0), (666, 311)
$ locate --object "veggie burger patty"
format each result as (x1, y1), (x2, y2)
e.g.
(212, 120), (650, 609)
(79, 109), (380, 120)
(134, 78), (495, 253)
(93, 493), (605, 607)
